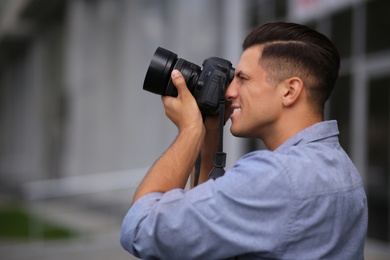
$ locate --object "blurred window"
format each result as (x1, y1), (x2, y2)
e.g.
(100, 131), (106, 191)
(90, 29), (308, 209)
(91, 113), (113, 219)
(329, 75), (351, 153)
(367, 76), (390, 242)
(247, 0), (287, 28)
(366, 0), (390, 54)
(331, 8), (352, 59)
(274, 0), (287, 19)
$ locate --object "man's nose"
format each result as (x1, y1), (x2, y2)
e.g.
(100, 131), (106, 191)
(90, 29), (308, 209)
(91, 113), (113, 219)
(225, 81), (237, 101)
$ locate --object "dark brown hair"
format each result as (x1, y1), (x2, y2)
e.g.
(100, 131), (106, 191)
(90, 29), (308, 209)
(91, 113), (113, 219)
(243, 22), (340, 115)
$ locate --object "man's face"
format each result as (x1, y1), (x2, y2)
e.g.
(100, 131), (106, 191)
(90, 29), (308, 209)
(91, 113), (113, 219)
(225, 45), (283, 139)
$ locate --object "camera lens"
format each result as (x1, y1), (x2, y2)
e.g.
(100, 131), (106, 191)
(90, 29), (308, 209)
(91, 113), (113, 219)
(165, 58), (201, 97)
(143, 47), (178, 95)
(143, 47), (201, 97)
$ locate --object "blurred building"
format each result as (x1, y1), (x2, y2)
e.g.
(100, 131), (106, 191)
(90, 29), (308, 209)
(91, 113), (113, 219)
(0, 0), (389, 258)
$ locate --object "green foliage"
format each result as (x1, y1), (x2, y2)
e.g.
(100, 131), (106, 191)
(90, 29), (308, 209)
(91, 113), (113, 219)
(0, 205), (77, 240)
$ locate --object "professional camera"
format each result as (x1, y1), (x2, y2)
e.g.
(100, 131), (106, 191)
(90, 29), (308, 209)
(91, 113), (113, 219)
(143, 47), (235, 115)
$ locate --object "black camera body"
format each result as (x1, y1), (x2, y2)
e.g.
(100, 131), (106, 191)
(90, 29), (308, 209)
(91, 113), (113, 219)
(143, 47), (235, 115)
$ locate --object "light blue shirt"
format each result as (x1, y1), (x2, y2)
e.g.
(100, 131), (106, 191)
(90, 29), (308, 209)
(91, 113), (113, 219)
(121, 121), (368, 259)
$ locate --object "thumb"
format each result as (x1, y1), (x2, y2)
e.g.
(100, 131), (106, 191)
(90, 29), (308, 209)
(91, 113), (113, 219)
(171, 70), (189, 96)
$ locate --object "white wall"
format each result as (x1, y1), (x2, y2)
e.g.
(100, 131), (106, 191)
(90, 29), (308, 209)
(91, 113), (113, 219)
(0, 0), (248, 187)
(61, 0), (248, 178)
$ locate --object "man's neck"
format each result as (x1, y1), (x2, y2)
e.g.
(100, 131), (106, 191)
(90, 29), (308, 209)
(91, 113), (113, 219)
(263, 114), (323, 151)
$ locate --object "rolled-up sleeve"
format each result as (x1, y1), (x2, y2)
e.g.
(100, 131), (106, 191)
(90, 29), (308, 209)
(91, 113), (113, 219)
(120, 192), (164, 257)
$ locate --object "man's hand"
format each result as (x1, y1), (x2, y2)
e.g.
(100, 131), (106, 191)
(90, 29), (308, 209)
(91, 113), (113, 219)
(162, 70), (203, 133)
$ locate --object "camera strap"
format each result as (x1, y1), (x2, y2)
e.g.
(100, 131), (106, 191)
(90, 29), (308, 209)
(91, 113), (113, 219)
(193, 100), (226, 186)
(208, 99), (226, 180)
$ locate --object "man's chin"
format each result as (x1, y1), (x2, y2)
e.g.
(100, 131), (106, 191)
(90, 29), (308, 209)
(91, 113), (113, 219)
(230, 128), (245, 138)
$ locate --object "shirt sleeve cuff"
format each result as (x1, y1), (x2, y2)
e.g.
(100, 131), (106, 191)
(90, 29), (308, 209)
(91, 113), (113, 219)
(120, 192), (163, 255)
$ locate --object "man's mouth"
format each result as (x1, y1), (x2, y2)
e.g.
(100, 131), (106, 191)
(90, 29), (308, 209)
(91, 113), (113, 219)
(233, 108), (242, 114)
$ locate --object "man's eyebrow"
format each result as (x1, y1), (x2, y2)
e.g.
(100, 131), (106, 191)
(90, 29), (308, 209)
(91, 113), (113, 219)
(235, 70), (249, 78)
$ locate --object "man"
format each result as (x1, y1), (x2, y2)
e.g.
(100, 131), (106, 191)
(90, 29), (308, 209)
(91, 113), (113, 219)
(121, 22), (367, 259)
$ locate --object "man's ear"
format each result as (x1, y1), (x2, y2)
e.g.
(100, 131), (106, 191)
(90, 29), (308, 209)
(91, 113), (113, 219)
(280, 77), (304, 107)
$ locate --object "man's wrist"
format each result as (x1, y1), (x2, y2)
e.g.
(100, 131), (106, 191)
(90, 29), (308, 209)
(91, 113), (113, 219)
(179, 124), (205, 140)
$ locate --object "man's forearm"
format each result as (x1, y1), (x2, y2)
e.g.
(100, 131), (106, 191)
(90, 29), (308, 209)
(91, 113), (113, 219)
(132, 126), (205, 204)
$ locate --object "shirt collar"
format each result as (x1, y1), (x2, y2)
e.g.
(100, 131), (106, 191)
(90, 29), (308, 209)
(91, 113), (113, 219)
(275, 120), (340, 153)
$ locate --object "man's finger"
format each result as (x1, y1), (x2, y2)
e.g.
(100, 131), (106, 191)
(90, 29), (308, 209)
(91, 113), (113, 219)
(171, 70), (189, 96)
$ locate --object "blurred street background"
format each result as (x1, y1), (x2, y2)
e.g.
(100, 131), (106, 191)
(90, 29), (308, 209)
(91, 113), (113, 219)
(1, 0), (390, 259)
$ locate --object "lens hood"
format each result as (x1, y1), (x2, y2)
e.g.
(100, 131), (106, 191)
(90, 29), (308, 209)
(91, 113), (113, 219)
(143, 47), (178, 95)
